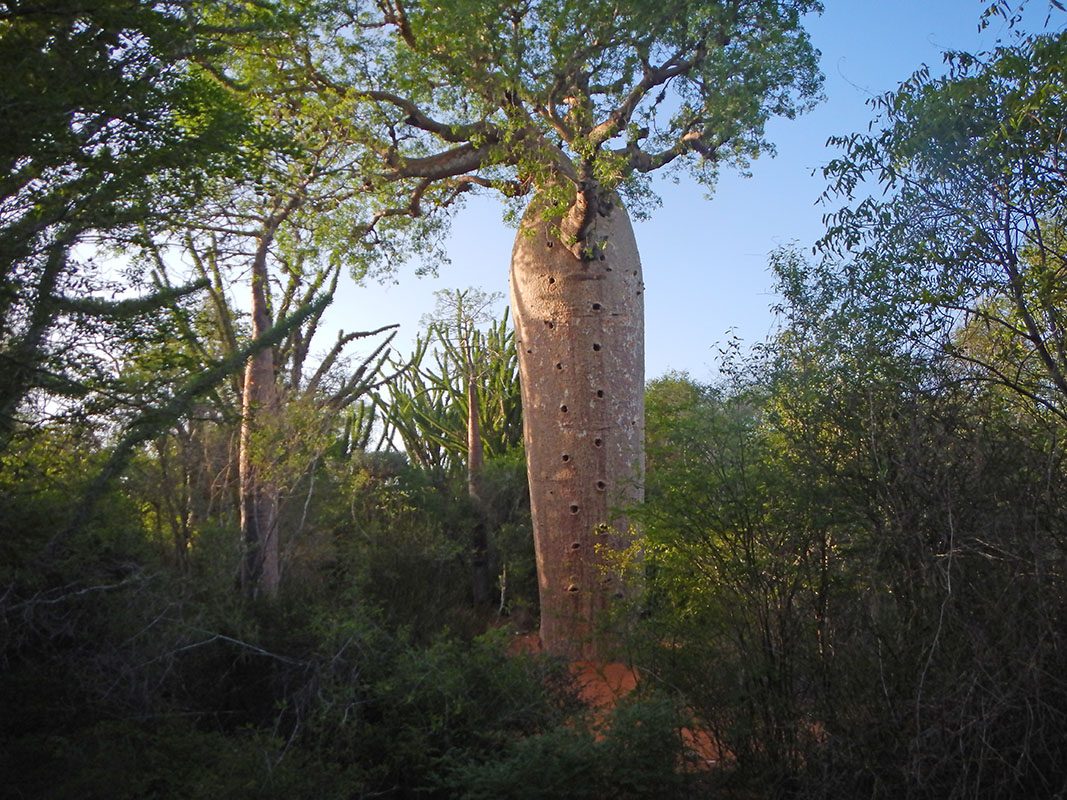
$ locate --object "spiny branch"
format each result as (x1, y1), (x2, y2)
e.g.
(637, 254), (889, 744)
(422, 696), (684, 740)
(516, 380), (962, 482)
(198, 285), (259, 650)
(306, 323), (400, 397)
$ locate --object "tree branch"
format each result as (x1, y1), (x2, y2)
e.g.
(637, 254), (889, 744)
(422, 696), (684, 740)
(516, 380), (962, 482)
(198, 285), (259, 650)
(588, 43), (706, 148)
(384, 142), (498, 181)
(306, 324), (399, 396)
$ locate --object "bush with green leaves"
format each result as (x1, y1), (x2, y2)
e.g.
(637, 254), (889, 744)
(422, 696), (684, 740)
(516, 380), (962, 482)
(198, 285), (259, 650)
(629, 327), (1067, 798)
(450, 693), (694, 800)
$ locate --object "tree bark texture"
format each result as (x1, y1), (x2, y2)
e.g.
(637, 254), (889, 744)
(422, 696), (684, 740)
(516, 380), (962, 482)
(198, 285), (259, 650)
(510, 194), (644, 660)
(238, 236), (281, 598)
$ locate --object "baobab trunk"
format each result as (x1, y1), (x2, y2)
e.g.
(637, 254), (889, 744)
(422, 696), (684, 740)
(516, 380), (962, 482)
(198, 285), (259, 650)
(510, 193), (644, 660)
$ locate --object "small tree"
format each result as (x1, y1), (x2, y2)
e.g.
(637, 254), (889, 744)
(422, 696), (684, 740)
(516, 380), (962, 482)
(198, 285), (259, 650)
(425, 288), (508, 604)
(134, 6), (410, 596)
(378, 293), (523, 605)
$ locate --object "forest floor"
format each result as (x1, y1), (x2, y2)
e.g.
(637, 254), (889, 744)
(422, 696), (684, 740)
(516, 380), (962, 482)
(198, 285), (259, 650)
(508, 633), (720, 767)
(505, 632), (638, 706)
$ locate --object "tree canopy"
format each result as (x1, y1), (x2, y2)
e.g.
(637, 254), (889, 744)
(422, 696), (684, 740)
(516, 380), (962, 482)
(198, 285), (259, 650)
(0, 0), (257, 444)
(820, 24), (1067, 419)
(311, 0), (822, 252)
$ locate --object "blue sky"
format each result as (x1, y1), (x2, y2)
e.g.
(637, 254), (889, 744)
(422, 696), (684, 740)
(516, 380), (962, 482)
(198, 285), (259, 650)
(328, 1), (1063, 382)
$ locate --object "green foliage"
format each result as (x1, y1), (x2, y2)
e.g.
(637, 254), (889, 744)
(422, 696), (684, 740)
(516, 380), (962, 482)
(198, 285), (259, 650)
(379, 298), (522, 475)
(631, 270), (1067, 797)
(295, 622), (583, 796)
(819, 21), (1067, 421)
(451, 694), (691, 800)
(1, 492), (622, 800)
(11, 722), (325, 800)
(305, 438), (534, 635)
(634, 373), (833, 788)
(7, 4), (1067, 799)
(303, 0), (823, 243)
(321, 455), (476, 636)
(367, 296), (532, 614)
(0, 0), (257, 443)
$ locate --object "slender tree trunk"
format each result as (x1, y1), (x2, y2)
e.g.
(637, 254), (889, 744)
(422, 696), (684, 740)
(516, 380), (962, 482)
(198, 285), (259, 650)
(239, 234), (281, 598)
(510, 192), (644, 660)
(466, 344), (491, 605)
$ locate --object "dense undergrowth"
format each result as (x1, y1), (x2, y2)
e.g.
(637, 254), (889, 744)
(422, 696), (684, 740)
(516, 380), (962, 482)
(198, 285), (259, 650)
(5, 333), (1067, 798)
(0, 444), (698, 799)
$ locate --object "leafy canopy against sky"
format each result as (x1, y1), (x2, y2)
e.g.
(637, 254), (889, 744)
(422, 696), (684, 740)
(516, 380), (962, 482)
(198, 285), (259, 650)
(310, 0), (821, 237)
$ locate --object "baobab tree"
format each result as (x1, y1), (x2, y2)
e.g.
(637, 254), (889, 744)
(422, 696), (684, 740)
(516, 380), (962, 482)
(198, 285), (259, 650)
(318, 0), (822, 657)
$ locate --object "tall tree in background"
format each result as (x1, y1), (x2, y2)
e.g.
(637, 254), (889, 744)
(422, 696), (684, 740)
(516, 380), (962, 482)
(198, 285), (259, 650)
(820, 19), (1067, 420)
(378, 294), (522, 604)
(0, 0), (251, 451)
(424, 288), (505, 604)
(320, 0), (822, 656)
(137, 9), (408, 596)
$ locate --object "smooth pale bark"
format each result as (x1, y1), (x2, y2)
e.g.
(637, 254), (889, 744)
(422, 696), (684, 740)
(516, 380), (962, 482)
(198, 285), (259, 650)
(510, 194), (644, 660)
(238, 235), (281, 598)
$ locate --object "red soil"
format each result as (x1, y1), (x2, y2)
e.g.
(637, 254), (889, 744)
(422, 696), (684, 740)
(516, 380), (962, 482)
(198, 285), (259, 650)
(570, 660), (639, 707)
(507, 632), (721, 766)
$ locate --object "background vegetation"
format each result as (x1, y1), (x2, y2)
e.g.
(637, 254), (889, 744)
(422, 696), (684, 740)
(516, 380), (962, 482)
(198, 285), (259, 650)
(3, 1), (1066, 797)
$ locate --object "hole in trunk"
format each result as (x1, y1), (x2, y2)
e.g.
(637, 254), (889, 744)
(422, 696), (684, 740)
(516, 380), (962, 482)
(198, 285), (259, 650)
(569, 504), (579, 514)
(571, 542), (581, 550)
(562, 454), (570, 462)
(592, 343), (601, 351)
(560, 404), (568, 413)
(592, 303), (602, 310)
(566, 584), (579, 592)
(548, 277), (556, 284)
(556, 362), (563, 370)
(596, 480), (607, 491)
(596, 390), (604, 398)
(594, 438), (603, 447)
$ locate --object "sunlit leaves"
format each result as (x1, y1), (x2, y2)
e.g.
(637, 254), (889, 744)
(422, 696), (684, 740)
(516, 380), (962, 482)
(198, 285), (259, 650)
(818, 20), (1067, 420)
(378, 301), (521, 474)
(316, 0), (822, 220)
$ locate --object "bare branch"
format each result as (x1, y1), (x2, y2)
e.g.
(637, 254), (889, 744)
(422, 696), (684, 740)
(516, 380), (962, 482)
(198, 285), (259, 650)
(622, 125), (720, 174)
(306, 324), (400, 396)
(354, 177), (434, 242)
(384, 142), (499, 181)
(588, 43), (706, 148)
(377, 0), (417, 48)
(450, 173), (533, 198)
